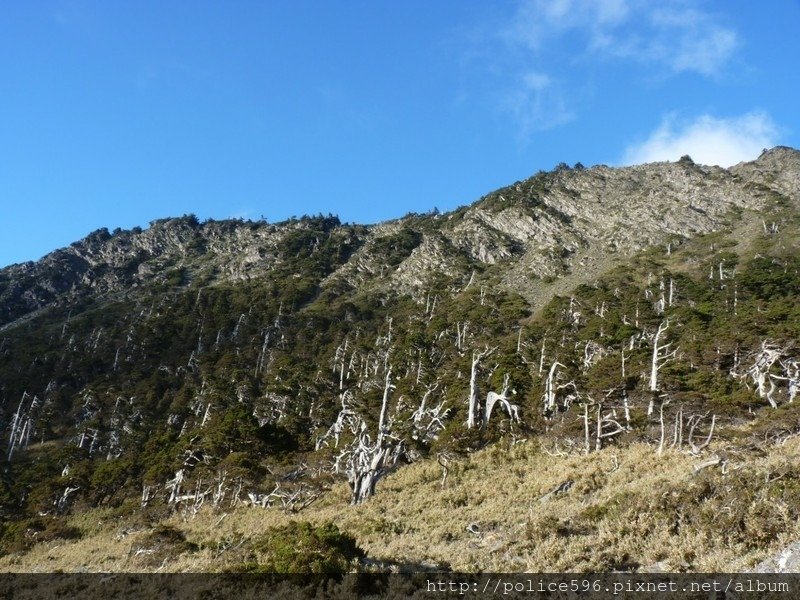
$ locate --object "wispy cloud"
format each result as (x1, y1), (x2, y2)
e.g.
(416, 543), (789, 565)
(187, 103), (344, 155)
(622, 112), (778, 167)
(622, 6), (739, 77)
(506, 0), (739, 77)
(465, 1), (743, 143)
(502, 71), (574, 137)
(505, 0), (630, 51)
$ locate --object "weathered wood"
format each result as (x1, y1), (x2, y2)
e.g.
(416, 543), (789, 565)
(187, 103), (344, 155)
(648, 320), (678, 414)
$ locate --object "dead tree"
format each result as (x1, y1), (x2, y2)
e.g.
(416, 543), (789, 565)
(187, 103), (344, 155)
(566, 297), (582, 327)
(670, 404), (685, 450)
(410, 382), (450, 443)
(648, 320), (678, 414)
(688, 413), (717, 455)
(654, 279), (666, 314)
(483, 373), (521, 427)
(332, 337), (349, 390)
(254, 329), (271, 377)
(7, 392), (38, 460)
(595, 404), (624, 452)
(538, 338), (547, 376)
(345, 368), (405, 504)
(736, 341), (797, 408)
(618, 351), (632, 428)
(656, 396), (670, 456)
(166, 469), (185, 504)
(583, 390), (624, 454)
(467, 346), (495, 429)
(141, 484), (156, 508)
(542, 362), (577, 419)
(455, 322), (469, 353)
(55, 486), (81, 513)
(768, 355), (799, 405)
(582, 340), (607, 371)
(745, 341), (782, 406)
(315, 391), (360, 450)
(437, 452), (452, 488)
(668, 278), (675, 307)
(782, 359), (799, 403)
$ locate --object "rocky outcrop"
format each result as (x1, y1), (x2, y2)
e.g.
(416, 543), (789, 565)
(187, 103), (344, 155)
(753, 542), (800, 573)
(731, 146), (800, 204)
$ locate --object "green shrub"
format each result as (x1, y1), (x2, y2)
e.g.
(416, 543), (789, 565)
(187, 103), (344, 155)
(231, 521), (363, 573)
(0, 517), (81, 555)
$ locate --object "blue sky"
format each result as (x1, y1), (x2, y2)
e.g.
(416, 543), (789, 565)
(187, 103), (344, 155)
(1, 1), (799, 267)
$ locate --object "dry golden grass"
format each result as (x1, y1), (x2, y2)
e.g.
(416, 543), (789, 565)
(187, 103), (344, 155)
(3, 432), (800, 573)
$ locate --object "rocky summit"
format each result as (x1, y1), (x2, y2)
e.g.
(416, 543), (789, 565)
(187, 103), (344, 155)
(0, 147), (799, 573)
(3, 147), (798, 328)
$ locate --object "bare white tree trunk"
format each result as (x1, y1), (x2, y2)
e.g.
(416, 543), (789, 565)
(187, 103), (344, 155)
(333, 338), (349, 390)
(542, 361), (575, 418)
(648, 320), (678, 414)
(689, 414), (716, 455)
(7, 392), (38, 460)
(255, 330), (271, 377)
(346, 367), (403, 504)
(538, 338), (547, 376)
(484, 373), (520, 426)
(411, 382), (450, 443)
(543, 362), (561, 417)
(455, 322), (469, 352)
(378, 368), (393, 431)
(735, 341), (796, 408)
(467, 347), (495, 429)
(670, 404), (684, 449)
(783, 359), (799, 403)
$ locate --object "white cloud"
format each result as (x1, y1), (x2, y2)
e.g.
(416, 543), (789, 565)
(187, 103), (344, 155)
(635, 6), (739, 76)
(506, 0), (631, 50)
(506, 0), (738, 77)
(522, 71), (551, 91)
(489, 1), (741, 140)
(622, 112), (779, 167)
(668, 26), (738, 76)
(503, 71), (574, 136)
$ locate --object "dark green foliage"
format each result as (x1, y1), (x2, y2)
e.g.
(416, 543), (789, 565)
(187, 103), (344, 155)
(90, 457), (138, 506)
(738, 255), (800, 300)
(0, 516), (81, 555)
(230, 521), (363, 573)
(431, 423), (490, 455)
(370, 228), (423, 267)
(202, 404), (294, 456)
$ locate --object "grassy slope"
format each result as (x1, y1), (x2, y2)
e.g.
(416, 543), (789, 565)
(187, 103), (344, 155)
(3, 420), (799, 573)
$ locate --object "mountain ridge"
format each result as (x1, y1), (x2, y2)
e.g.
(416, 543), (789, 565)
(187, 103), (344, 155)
(2, 146), (798, 330)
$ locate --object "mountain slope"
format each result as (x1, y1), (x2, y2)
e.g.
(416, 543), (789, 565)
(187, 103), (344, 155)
(3, 147), (797, 327)
(0, 147), (799, 572)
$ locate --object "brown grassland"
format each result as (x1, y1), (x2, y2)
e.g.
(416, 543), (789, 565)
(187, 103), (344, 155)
(2, 419), (799, 573)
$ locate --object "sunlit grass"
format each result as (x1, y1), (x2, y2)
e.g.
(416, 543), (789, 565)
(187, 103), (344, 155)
(3, 428), (799, 573)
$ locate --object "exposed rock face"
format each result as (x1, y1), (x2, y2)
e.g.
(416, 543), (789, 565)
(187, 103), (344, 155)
(2, 147), (798, 328)
(731, 146), (800, 201)
(753, 542), (800, 573)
